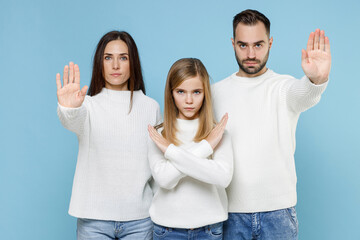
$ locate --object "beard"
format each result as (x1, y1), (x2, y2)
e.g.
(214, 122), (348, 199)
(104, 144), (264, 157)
(235, 49), (270, 75)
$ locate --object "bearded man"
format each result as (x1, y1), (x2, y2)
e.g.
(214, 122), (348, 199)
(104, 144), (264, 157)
(211, 9), (331, 240)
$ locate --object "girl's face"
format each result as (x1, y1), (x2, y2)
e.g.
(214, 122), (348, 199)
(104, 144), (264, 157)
(172, 76), (204, 120)
(102, 40), (130, 91)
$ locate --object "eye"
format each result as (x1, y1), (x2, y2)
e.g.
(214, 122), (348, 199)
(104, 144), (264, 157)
(176, 90), (184, 94)
(255, 44), (262, 48)
(120, 56), (128, 61)
(194, 90), (201, 95)
(104, 56), (111, 60)
(239, 44), (246, 49)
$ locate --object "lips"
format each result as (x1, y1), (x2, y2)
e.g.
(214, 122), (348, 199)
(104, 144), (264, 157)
(184, 107), (195, 111)
(111, 73), (121, 77)
(244, 61), (258, 65)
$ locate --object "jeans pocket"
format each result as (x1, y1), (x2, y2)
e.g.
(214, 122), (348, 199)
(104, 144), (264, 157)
(286, 207), (299, 232)
(207, 222), (223, 237)
(153, 224), (169, 238)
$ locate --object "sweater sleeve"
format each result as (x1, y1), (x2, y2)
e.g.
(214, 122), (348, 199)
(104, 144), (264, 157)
(57, 102), (88, 136)
(164, 132), (233, 188)
(286, 76), (328, 113)
(148, 136), (186, 190)
(155, 103), (162, 125)
(180, 139), (214, 159)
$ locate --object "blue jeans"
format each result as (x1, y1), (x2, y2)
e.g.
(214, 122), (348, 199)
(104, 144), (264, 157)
(77, 217), (153, 240)
(153, 222), (223, 240)
(224, 207), (298, 240)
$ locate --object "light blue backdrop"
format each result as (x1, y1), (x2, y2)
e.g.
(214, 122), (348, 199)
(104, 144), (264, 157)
(0, 0), (359, 239)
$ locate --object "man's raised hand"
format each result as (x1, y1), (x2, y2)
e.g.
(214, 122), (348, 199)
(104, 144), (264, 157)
(56, 62), (88, 108)
(301, 29), (331, 85)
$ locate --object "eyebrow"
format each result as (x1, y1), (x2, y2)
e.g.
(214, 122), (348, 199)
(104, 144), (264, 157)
(237, 40), (265, 45)
(174, 88), (204, 91)
(104, 53), (129, 55)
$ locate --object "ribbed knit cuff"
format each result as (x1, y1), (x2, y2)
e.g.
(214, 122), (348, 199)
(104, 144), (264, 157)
(57, 103), (86, 118)
(164, 144), (177, 160)
(302, 76), (328, 95)
(191, 140), (214, 158)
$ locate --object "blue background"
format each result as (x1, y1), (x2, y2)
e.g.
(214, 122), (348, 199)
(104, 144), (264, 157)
(0, 0), (359, 239)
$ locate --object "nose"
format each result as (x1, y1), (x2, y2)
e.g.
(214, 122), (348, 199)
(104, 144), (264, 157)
(112, 59), (120, 69)
(247, 46), (256, 59)
(185, 93), (193, 104)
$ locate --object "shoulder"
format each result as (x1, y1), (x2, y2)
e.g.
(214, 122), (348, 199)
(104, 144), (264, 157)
(222, 129), (232, 140)
(211, 74), (234, 97)
(137, 91), (160, 106)
(266, 70), (297, 84)
(212, 74), (233, 88)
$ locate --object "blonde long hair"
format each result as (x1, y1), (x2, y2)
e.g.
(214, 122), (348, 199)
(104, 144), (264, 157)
(157, 58), (216, 145)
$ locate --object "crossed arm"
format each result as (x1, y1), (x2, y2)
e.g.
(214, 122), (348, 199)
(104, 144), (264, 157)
(148, 114), (233, 189)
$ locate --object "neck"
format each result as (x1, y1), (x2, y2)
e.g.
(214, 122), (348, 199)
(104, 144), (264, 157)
(236, 67), (268, 78)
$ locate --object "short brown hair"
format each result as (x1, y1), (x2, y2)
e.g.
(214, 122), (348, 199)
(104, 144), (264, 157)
(233, 9), (270, 37)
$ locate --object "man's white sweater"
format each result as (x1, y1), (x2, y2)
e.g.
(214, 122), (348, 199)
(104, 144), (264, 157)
(148, 118), (233, 228)
(211, 69), (328, 213)
(58, 88), (161, 221)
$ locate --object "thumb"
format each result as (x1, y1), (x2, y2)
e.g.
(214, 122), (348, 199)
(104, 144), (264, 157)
(80, 85), (88, 96)
(301, 49), (308, 64)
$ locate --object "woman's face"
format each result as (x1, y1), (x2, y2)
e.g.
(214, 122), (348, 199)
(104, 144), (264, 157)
(102, 40), (130, 91)
(172, 76), (204, 120)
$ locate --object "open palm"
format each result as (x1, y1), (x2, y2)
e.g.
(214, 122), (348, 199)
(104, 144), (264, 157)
(56, 62), (88, 108)
(301, 29), (331, 85)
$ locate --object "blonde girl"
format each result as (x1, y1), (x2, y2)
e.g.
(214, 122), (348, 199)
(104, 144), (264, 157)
(148, 58), (233, 240)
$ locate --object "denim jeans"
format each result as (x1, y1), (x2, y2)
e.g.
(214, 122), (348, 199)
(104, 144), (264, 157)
(224, 207), (298, 240)
(77, 217), (153, 240)
(153, 222), (223, 240)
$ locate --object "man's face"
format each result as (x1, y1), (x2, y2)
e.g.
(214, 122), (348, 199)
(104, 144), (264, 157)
(232, 22), (273, 78)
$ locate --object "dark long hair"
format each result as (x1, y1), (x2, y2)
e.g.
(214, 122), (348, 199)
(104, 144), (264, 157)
(88, 31), (145, 111)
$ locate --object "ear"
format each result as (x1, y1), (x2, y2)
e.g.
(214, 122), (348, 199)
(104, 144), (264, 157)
(269, 36), (273, 49)
(231, 37), (235, 49)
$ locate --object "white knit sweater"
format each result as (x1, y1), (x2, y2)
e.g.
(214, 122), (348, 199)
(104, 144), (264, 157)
(211, 69), (328, 213)
(57, 88), (161, 221)
(148, 118), (233, 228)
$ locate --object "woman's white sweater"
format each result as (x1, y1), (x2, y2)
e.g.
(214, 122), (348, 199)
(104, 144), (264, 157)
(58, 88), (161, 221)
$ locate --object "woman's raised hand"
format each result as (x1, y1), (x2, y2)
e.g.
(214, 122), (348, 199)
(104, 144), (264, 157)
(56, 62), (88, 108)
(206, 113), (228, 150)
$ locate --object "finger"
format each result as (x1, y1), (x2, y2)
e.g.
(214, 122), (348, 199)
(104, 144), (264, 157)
(319, 30), (325, 51)
(325, 36), (331, 54)
(221, 113), (229, 128)
(314, 29), (320, 50)
(148, 125), (160, 140)
(74, 64), (80, 84)
(63, 65), (69, 86)
(148, 125), (156, 140)
(219, 113), (229, 128)
(307, 32), (314, 52)
(301, 49), (307, 64)
(69, 62), (74, 83)
(80, 85), (88, 96)
(219, 117), (228, 133)
(56, 73), (62, 90)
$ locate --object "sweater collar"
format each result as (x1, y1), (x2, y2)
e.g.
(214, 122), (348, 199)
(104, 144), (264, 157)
(100, 88), (143, 102)
(175, 118), (199, 142)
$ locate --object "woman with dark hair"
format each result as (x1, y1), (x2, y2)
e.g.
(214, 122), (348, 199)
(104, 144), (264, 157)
(56, 31), (160, 240)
